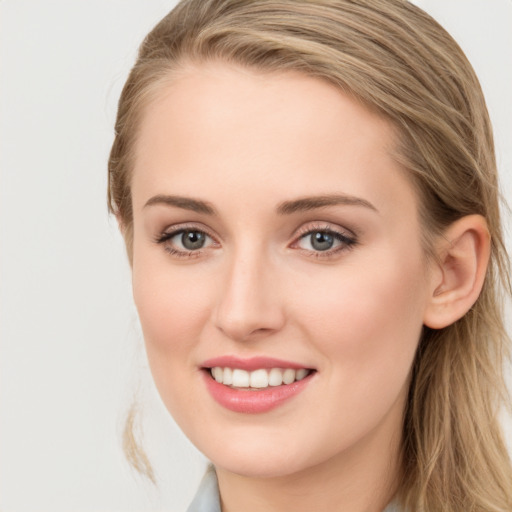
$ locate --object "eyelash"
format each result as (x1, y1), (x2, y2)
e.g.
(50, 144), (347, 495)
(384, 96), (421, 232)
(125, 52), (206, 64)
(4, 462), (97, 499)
(292, 223), (358, 259)
(154, 223), (218, 258)
(154, 223), (358, 259)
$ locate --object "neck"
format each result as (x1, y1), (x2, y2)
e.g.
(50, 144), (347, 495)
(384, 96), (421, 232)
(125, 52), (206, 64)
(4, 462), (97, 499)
(216, 411), (402, 512)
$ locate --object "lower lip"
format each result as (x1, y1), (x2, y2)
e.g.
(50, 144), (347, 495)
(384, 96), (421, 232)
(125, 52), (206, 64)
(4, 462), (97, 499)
(202, 371), (314, 414)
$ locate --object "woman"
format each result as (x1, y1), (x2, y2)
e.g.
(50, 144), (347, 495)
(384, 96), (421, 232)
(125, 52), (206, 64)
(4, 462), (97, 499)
(108, 1), (512, 510)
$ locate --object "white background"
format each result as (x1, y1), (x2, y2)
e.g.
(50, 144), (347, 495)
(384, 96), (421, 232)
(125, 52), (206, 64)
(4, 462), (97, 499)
(1, 1), (511, 511)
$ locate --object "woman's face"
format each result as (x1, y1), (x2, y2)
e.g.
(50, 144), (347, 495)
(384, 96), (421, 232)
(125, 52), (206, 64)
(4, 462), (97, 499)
(130, 63), (434, 478)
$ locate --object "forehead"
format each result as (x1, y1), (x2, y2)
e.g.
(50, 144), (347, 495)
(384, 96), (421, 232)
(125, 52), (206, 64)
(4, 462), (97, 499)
(131, 62), (412, 216)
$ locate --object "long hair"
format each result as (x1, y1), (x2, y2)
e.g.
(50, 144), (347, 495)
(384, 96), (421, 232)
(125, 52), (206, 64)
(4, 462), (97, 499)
(108, 1), (512, 510)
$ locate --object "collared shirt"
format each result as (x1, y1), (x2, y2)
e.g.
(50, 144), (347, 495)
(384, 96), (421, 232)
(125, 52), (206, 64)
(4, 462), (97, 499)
(186, 466), (402, 512)
(186, 466), (221, 512)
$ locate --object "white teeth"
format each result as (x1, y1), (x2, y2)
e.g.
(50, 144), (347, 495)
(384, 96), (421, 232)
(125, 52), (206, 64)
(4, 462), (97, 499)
(296, 368), (308, 381)
(282, 368), (295, 385)
(223, 367), (233, 385)
(250, 369), (269, 388)
(232, 369), (250, 387)
(210, 367), (311, 388)
(213, 366), (223, 383)
(268, 368), (283, 386)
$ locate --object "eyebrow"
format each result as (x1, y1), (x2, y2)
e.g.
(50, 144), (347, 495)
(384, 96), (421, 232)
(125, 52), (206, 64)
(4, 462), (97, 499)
(277, 194), (378, 215)
(144, 193), (378, 216)
(144, 195), (217, 215)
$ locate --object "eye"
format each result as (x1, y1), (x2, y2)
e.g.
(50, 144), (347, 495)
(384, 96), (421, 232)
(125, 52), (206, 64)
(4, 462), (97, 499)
(300, 231), (338, 251)
(294, 226), (357, 257)
(176, 230), (208, 250)
(155, 227), (217, 257)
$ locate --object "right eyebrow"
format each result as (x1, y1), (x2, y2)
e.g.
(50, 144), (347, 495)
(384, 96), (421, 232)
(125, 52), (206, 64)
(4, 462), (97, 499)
(143, 195), (217, 215)
(276, 194), (378, 215)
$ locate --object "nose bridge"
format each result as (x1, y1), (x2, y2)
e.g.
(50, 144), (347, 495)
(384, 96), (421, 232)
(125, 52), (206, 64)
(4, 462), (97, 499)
(214, 242), (284, 341)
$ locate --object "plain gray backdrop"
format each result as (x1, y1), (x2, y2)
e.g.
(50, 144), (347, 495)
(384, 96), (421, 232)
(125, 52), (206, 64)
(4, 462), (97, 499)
(1, 1), (511, 511)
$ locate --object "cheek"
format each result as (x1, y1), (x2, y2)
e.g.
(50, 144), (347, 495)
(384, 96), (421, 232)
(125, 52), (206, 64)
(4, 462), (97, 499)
(296, 247), (427, 388)
(131, 259), (220, 425)
(290, 255), (427, 452)
(132, 258), (214, 369)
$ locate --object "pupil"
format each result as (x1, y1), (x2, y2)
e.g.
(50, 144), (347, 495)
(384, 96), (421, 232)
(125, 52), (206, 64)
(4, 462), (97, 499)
(311, 231), (334, 251)
(182, 231), (205, 250)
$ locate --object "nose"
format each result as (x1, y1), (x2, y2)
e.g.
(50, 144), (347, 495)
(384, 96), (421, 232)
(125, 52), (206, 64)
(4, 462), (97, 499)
(214, 249), (286, 342)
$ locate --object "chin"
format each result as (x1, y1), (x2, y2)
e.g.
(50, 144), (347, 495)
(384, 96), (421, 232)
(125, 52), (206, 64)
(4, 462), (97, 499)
(212, 452), (308, 479)
(195, 427), (338, 480)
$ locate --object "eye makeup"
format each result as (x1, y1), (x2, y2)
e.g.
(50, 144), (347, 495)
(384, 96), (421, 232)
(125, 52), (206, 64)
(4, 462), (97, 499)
(153, 220), (358, 261)
(291, 222), (359, 259)
(154, 222), (219, 258)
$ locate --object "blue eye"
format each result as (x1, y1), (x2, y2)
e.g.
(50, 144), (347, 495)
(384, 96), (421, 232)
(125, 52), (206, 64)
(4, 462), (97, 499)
(156, 228), (215, 256)
(178, 230), (207, 250)
(309, 231), (336, 251)
(296, 228), (356, 254)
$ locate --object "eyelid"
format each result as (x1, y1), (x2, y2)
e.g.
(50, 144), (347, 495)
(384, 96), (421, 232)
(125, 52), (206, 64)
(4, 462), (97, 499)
(293, 221), (356, 240)
(290, 222), (358, 257)
(154, 222), (220, 257)
(153, 221), (357, 259)
(155, 222), (218, 241)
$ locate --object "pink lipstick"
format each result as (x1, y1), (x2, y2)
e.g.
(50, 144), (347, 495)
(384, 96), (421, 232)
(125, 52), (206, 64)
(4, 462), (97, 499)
(201, 356), (315, 414)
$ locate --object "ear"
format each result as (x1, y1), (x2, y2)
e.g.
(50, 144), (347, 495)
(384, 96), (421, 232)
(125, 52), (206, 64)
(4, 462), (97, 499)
(423, 215), (490, 329)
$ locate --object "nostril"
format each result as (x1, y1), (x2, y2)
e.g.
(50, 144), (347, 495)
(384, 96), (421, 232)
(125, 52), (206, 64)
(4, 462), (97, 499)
(215, 322), (278, 343)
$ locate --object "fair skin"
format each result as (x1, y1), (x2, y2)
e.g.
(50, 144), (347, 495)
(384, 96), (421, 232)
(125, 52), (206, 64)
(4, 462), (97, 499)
(128, 63), (490, 512)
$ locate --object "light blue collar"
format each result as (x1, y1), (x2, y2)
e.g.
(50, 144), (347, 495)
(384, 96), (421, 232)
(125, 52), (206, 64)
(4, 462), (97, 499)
(186, 466), (221, 512)
(186, 466), (401, 512)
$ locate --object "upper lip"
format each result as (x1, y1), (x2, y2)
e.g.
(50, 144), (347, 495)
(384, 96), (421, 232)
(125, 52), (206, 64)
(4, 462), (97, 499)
(201, 356), (313, 372)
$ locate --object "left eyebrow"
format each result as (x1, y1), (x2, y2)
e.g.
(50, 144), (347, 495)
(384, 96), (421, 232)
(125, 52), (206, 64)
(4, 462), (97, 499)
(143, 194), (217, 215)
(276, 194), (379, 215)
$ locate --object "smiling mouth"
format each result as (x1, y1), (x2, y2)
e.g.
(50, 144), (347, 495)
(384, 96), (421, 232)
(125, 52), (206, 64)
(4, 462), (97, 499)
(208, 367), (314, 389)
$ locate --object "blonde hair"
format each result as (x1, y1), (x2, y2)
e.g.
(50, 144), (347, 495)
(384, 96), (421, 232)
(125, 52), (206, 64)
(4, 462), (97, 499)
(108, 1), (512, 509)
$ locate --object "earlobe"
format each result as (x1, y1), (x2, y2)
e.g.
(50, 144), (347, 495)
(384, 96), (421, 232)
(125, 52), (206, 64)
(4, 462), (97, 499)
(423, 215), (490, 329)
